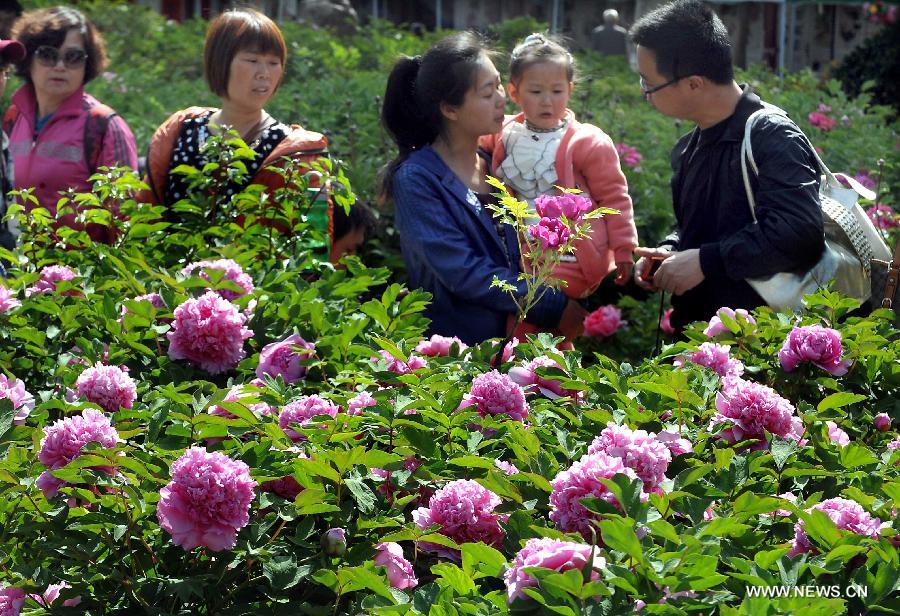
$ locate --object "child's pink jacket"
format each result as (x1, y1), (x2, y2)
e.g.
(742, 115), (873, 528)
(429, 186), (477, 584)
(481, 110), (638, 298)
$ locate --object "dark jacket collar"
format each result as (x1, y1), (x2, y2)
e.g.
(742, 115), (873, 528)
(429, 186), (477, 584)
(715, 84), (765, 143)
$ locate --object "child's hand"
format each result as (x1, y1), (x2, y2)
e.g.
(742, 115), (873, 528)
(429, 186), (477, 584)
(614, 261), (633, 285)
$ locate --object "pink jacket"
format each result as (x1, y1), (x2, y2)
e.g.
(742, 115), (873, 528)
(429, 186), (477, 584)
(481, 111), (638, 297)
(7, 84), (137, 240)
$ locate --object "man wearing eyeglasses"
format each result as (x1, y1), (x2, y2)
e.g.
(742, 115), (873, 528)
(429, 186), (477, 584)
(630, 0), (824, 333)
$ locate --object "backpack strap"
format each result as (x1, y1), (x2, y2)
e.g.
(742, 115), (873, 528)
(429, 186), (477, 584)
(2, 105), (19, 138)
(83, 103), (117, 176)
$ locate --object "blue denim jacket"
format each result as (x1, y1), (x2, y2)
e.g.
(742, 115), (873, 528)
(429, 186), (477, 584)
(392, 146), (567, 344)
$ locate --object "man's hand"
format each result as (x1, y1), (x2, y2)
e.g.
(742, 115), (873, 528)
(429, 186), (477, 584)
(652, 248), (705, 295)
(614, 261), (633, 285)
(558, 299), (588, 339)
(633, 246), (673, 291)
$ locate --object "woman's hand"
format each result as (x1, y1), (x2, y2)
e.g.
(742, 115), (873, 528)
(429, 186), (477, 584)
(558, 299), (589, 339)
(633, 246), (673, 291)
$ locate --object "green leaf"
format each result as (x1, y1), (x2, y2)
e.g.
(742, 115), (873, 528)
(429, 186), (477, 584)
(431, 563), (476, 595)
(336, 566), (397, 603)
(598, 518), (644, 565)
(839, 443), (878, 468)
(344, 470), (376, 514)
(0, 398), (13, 439)
(461, 542), (507, 579)
(817, 392), (867, 412)
(263, 554), (310, 590)
(770, 437), (798, 471)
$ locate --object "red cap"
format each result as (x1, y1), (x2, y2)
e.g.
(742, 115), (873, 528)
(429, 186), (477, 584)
(0, 40), (25, 63)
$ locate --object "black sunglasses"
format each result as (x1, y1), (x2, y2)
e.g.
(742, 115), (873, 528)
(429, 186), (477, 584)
(34, 45), (87, 69)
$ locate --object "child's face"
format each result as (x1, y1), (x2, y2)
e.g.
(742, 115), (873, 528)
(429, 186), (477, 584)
(509, 60), (573, 130)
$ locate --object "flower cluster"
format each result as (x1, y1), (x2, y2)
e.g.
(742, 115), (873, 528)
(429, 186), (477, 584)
(704, 307), (756, 337)
(549, 451), (638, 538)
(412, 479), (506, 556)
(414, 334), (468, 357)
(460, 370), (529, 422)
(156, 447), (257, 551)
(278, 395), (340, 441)
(38, 409), (121, 499)
(372, 349), (427, 375)
(0, 283), (20, 313)
(373, 542), (418, 590)
(710, 377), (803, 447)
(509, 355), (581, 400)
(808, 104), (837, 132)
(779, 324), (851, 376)
(789, 497), (883, 557)
(504, 537), (606, 603)
(528, 193), (593, 250)
(346, 391), (377, 416)
(615, 142), (643, 171)
(676, 342), (744, 378)
(0, 586), (25, 616)
(75, 364), (137, 413)
(167, 291), (253, 374)
(588, 422), (673, 491)
(583, 305), (625, 338)
(866, 204), (900, 230)
(25, 265), (79, 297)
(495, 459), (519, 475)
(0, 374), (34, 425)
(181, 258), (254, 301)
(256, 334), (315, 384)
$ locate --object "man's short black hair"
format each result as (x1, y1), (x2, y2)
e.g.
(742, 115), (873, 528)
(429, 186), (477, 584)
(630, 0), (734, 85)
(333, 202), (376, 242)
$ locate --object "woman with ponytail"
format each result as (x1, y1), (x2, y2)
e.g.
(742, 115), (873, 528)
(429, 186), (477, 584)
(380, 32), (587, 345)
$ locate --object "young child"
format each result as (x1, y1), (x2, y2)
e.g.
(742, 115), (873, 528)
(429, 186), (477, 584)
(483, 33), (637, 301)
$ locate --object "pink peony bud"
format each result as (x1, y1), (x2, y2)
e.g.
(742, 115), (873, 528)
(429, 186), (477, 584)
(322, 528), (347, 556)
(374, 542), (418, 589)
(875, 413), (891, 432)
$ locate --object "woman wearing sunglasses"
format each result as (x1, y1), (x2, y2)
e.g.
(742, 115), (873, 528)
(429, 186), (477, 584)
(5, 6), (137, 243)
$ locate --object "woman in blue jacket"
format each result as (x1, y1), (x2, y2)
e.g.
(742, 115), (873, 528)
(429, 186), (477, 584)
(379, 32), (587, 345)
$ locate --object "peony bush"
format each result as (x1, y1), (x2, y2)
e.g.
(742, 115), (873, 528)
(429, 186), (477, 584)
(0, 134), (896, 616)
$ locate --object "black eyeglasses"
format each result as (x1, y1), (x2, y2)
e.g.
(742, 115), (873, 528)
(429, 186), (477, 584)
(34, 45), (87, 69)
(639, 75), (681, 99)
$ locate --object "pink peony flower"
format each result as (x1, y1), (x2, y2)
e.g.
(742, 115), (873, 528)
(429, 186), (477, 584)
(501, 338), (519, 363)
(509, 356), (581, 401)
(549, 451), (639, 538)
(583, 305), (625, 338)
(853, 170), (877, 190)
(75, 364), (137, 413)
(675, 342), (744, 377)
(0, 374), (34, 425)
(278, 395), (340, 441)
(374, 542), (418, 589)
(709, 377), (801, 447)
(32, 582), (81, 608)
(256, 334), (315, 384)
(656, 430), (693, 456)
(789, 497), (883, 557)
(528, 217), (570, 250)
(38, 409), (120, 499)
(347, 391), (377, 416)
(660, 308), (675, 334)
(615, 143), (643, 171)
(495, 459), (519, 475)
(875, 413), (891, 432)
(414, 334), (468, 357)
(808, 111), (837, 132)
(588, 422), (672, 491)
(867, 205), (900, 230)
(0, 284), (21, 313)
(209, 385), (273, 419)
(888, 437), (900, 451)
(779, 325), (851, 376)
(372, 350), (427, 375)
(704, 307), (756, 337)
(167, 291), (253, 374)
(504, 537), (606, 603)
(762, 491), (799, 518)
(826, 421), (850, 447)
(0, 586), (26, 616)
(412, 479), (506, 556)
(460, 370), (528, 421)
(181, 258), (254, 301)
(534, 193), (593, 221)
(156, 447), (257, 551)
(25, 265), (78, 297)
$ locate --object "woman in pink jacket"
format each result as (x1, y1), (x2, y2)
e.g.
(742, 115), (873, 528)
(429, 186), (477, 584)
(482, 33), (638, 300)
(6, 6), (137, 243)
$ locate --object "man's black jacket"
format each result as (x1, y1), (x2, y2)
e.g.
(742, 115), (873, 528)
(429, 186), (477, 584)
(661, 85), (825, 331)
